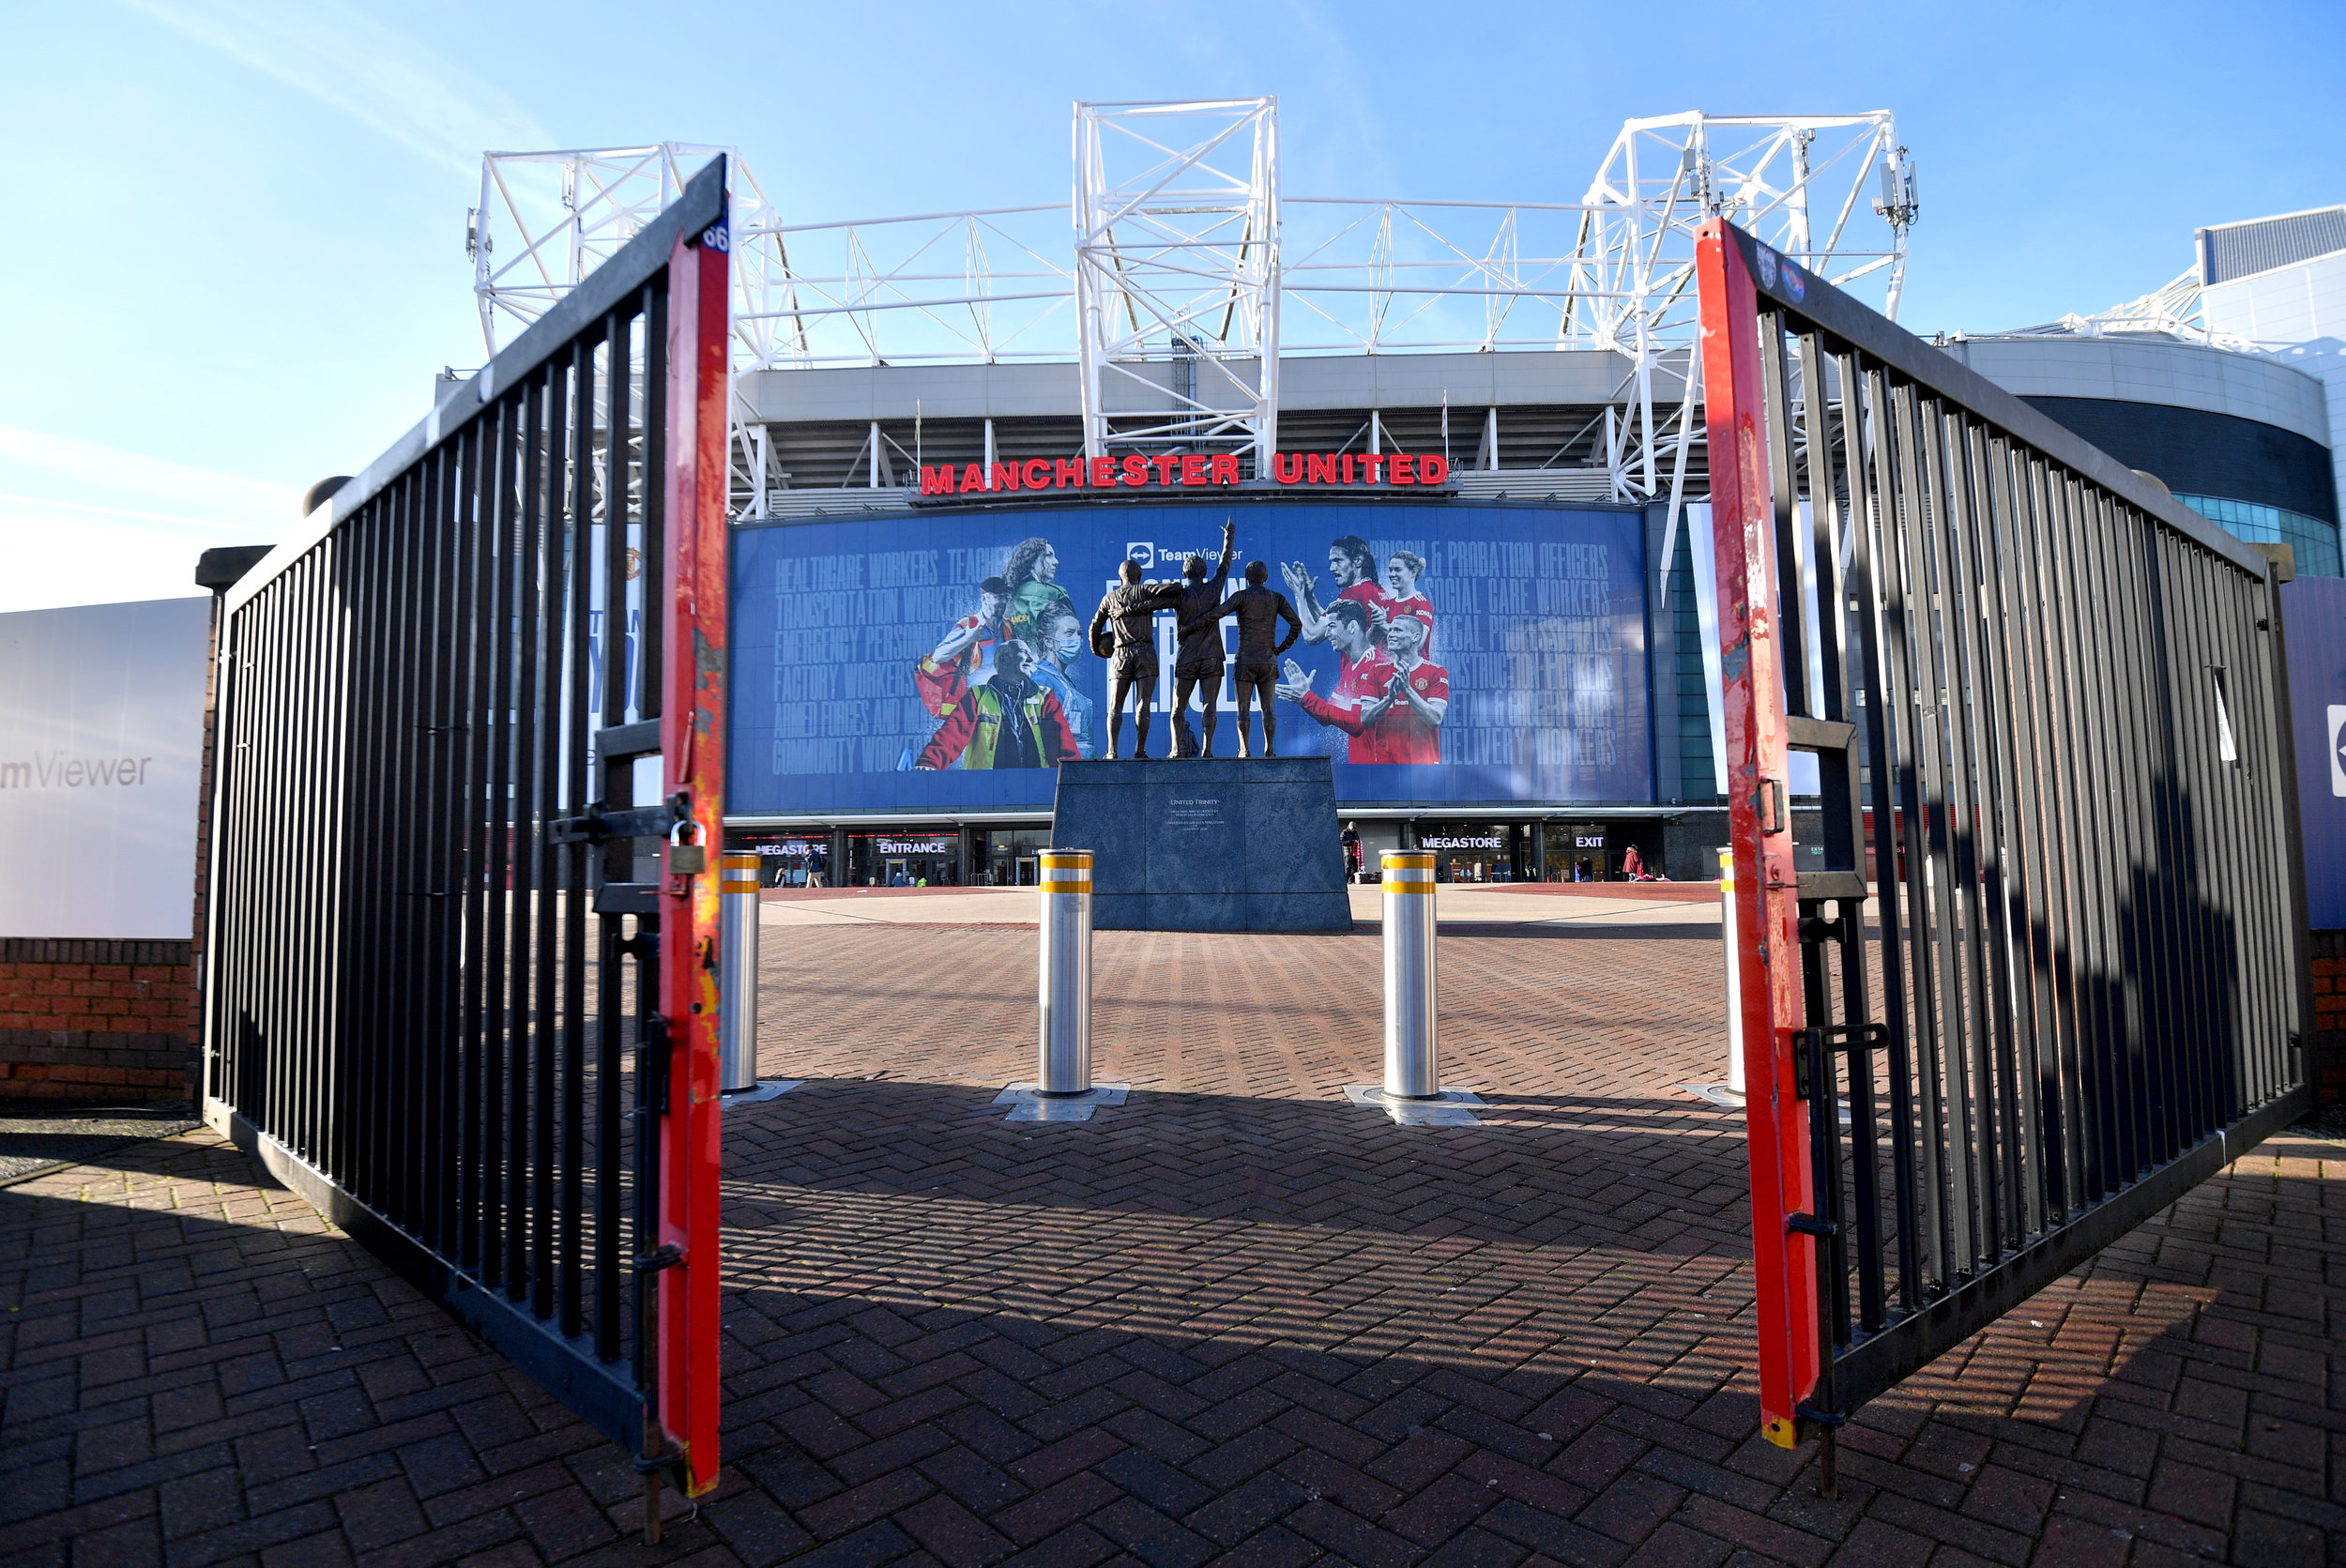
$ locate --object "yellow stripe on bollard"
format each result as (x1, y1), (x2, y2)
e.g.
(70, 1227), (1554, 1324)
(1042, 850), (1092, 894)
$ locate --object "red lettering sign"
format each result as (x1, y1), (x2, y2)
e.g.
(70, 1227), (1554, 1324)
(911, 449), (1459, 497)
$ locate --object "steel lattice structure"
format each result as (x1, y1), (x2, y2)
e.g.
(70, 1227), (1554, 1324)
(1074, 99), (1281, 466)
(470, 106), (1919, 524)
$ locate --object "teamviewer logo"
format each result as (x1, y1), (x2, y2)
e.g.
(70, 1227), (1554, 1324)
(2331, 705), (2346, 796)
(1126, 542), (1154, 570)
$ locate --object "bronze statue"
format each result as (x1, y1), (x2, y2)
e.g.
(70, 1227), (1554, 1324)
(1089, 562), (1182, 759)
(1168, 519), (1239, 757)
(1181, 560), (1302, 757)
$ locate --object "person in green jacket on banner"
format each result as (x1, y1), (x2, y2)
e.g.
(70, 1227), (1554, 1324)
(914, 638), (1082, 769)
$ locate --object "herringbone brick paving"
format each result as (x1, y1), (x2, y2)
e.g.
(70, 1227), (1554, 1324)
(2, 922), (2337, 1566)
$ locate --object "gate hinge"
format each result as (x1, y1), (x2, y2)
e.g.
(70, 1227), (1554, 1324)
(632, 1243), (684, 1273)
(1787, 1212), (1838, 1238)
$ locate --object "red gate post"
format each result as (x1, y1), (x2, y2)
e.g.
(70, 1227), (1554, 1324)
(658, 200), (732, 1500)
(1693, 219), (1820, 1452)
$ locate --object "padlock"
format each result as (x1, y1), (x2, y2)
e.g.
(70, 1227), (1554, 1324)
(668, 818), (708, 875)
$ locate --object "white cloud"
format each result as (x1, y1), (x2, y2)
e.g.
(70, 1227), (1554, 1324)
(0, 428), (297, 612)
(0, 427), (303, 523)
(120, 0), (556, 177)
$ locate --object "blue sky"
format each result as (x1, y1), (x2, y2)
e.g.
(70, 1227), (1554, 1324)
(4, 0), (2340, 611)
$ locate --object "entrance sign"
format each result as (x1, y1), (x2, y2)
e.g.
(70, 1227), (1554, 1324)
(1696, 218), (2311, 1474)
(0, 597), (209, 939)
(200, 159), (734, 1531)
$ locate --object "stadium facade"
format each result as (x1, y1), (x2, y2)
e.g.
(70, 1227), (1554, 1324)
(462, 111), (2338, 888)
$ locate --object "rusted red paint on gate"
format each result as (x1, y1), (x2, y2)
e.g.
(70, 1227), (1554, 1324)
(659, 217), (730, 1496)
(1693, 219), (1820, 1448)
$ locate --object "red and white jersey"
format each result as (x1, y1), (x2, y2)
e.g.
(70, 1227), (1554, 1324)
(1338, 579), (1396, 627)
(1294, 647), (1395, 762)
(1382, 592), (1435, 652)
(1359, 657), (1447, 765)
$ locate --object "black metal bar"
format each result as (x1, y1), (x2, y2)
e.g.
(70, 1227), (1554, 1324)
(460, 419), (495, 1275)
(482, 400), (516, 1290)
(510, 378), (544, 1304)
(1759, 312), (1811, 717)
(560, 340), (592, 1345)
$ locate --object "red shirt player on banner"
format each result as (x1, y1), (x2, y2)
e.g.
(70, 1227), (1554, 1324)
(1355, 613), (1447, 764)
(1286, 536), (1396, 650)
(1278, 600), (1394, 762)
(1381, 550), (1435, 654)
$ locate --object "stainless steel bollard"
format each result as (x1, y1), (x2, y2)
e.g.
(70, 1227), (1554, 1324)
(1381, 851), (1440, 1099)
(1037, 849), (1094, 1095)
(1719, 846), (1744, 1096)
(719, 852), (761, 1093)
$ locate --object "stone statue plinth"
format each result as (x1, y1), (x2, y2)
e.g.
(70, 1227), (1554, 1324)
(1049, 756), (1351, 932)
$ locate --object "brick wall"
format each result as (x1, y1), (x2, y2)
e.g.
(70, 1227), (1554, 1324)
(0, 937), (196, 1102)
(2313, 929), (2345, 1106)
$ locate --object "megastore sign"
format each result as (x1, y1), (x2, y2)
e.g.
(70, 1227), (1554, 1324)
(920, 451), (1454, 497)
(730, 499), (1652, 814)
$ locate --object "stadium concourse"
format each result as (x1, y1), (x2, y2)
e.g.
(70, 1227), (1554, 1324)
(4, 894), (2336, 1566)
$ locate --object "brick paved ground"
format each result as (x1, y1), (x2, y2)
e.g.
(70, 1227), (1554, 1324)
(2, 921), (2338, 1566)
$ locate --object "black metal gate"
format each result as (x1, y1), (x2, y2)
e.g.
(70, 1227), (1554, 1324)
(200, 159), (735, 1509)
(1694, 218), (2313, 1464)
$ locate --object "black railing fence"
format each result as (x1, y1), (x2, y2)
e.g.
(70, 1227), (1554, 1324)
(201, 159), (732, 1511)
(1696, 218), (2311, 1469)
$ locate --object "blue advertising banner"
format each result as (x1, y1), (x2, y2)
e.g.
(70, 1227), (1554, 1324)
(2282, 576), (2346, 931)
(728, 501), (1652, 814)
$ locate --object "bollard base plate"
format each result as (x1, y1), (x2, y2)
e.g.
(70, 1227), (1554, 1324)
(1344, 1086), (1485, 1126)
(721, 1080), (801, 1109)
(996, 1083), (1129, 1123)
